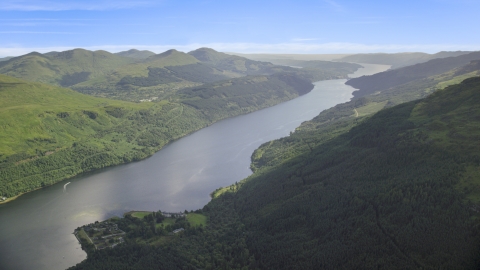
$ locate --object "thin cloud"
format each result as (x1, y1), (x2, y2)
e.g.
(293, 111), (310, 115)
(0, 0), (155, 11)
(323, 0), (344, 12)
(292, 38), (321, 42)
(1, 42), (478, 57)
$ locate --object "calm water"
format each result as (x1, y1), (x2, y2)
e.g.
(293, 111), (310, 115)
(0, 64), (389, 270)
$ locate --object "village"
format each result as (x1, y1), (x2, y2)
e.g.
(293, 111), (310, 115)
(74, 220), (126, 250)
(74, 211), (202, 251)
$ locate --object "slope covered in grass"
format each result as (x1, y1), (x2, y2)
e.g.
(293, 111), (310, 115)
(0, 74), (208, 198)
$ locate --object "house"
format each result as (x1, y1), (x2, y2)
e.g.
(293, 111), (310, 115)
(172, 228), (184, 234)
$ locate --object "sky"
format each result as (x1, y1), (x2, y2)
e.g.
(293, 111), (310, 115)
(0, 0), (479, 57)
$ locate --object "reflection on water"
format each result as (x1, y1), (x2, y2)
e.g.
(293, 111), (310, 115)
(0, 63), (390, 270)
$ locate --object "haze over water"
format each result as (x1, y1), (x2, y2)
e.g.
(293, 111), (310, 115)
(0, 63), (389, 270)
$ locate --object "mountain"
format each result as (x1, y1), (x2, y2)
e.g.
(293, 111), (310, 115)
(115, 49), (156, 60)
(346, 51), (480, 98)
(338, 51), (471, 69)
(0, 49), (136, 87)
(71, 75), (480, 269)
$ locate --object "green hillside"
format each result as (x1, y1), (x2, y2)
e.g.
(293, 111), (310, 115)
(71, 77), (480, 270)
(0, 49), (137, 87)
(0, 74), (208, 199)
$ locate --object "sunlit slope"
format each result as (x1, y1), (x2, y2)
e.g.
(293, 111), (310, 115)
(0, 74), (211, 198)
(0, 74), (150, 156)
(0, 49), (136, 87)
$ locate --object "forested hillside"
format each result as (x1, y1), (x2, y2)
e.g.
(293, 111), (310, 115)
(250, 59), (480, 172)
(178, 72), (314, 120)
(71, 77), (480, 269)
(346, 51), (480, 98)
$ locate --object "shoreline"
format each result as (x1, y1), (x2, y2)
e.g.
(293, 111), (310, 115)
(0, 194), (22, 205)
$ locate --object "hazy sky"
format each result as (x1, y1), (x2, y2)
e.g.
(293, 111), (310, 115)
(0, 0), (479, 56)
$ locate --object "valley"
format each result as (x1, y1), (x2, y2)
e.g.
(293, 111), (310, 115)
(1, 46), (480, 270)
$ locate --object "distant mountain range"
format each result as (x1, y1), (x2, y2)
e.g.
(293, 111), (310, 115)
(337, 51), (471, 69)
(0, 48), (359, 101)
(346, 51), (480, 98)
(231, 51), (471, 69)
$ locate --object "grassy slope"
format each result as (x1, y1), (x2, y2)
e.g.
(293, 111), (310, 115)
(0, 74), (150, 156)
(0, 74), (209, 198)
(0, 49), (136, 86)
